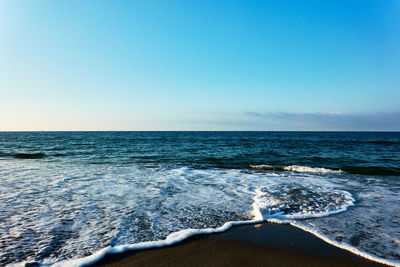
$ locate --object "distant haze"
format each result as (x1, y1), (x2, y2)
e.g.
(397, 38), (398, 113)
(1, 0), (399, 131)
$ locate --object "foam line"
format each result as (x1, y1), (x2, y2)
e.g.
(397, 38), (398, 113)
(291, 222), (400, 267)
(51, 220), (263, 267)
(10, 186), (396, 267)
(51, 217), (399, 267)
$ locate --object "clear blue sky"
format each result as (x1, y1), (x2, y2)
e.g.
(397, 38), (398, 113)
(1, 0), (399, 130)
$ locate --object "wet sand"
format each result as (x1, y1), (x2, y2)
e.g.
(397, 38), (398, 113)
(90, 223), (385, 267)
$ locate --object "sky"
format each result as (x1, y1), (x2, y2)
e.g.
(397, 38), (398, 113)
(1, 0), (399, 131)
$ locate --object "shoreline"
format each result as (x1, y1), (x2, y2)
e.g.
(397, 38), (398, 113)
(87, 222), (387, 267)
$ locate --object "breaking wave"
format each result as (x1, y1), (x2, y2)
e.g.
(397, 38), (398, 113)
(250, 164), (342, 174)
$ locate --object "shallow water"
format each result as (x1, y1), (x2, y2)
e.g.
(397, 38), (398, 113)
(0, 132), (399, 265)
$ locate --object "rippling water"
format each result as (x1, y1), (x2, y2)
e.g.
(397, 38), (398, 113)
(0, 132), (399, 266)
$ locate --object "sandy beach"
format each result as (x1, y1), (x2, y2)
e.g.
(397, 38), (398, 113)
(91, 223), (385, 267)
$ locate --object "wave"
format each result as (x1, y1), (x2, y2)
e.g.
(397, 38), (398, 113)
(251, 187), (354, 221)
(72, 143), (95, 146)
(13, 153), (46, 159)
(250, 164), (400, 176)
(292, 222), (400, 267)
(367, 140), (400, 145)
(249, 164), (274, 170)
(33, 186), (398, 267)
(0, 152), (47, 159)
(15, 222), (400, 267)
(346, 140), (400, 146)
(343, 166), (400, 176)
(283, 165), (343, 173)
(4, 165), (397, 266)
(45, 184), (356, 267)
(53, 153), (67, 157)
(51, 220), (263, 267)
(50, 222), (399, 267)
(0, 152), (82, 159)
(249, 164), (342, 174)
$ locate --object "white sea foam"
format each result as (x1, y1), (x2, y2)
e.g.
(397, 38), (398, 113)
(51, 220), (263, 267)
(283, 165), (343, 173)
(48, 184), (385, 267)
(46, 186), (360, 267)
(251, 187), (355, 221)
(2, 164), (397, 267)
(249, 164), (273, 170)
(11, 217), (399, 267)
(49, 181), (359, 267)
(249, 164), (342, 174)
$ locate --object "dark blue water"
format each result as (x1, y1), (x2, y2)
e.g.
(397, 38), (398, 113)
(1, 131), (399, 174)
(0, 132), (399, 266)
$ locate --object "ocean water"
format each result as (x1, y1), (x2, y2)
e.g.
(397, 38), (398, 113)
(0, 131), (399, 266)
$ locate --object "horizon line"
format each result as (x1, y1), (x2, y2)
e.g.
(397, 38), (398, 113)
(1, 130), (399, 133)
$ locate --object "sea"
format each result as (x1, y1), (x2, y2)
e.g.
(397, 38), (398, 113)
(0, 131), (399, 266)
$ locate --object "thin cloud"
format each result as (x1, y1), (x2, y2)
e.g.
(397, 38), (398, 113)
(243, 111), (264, 118)
(242, 111), (400, 131)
